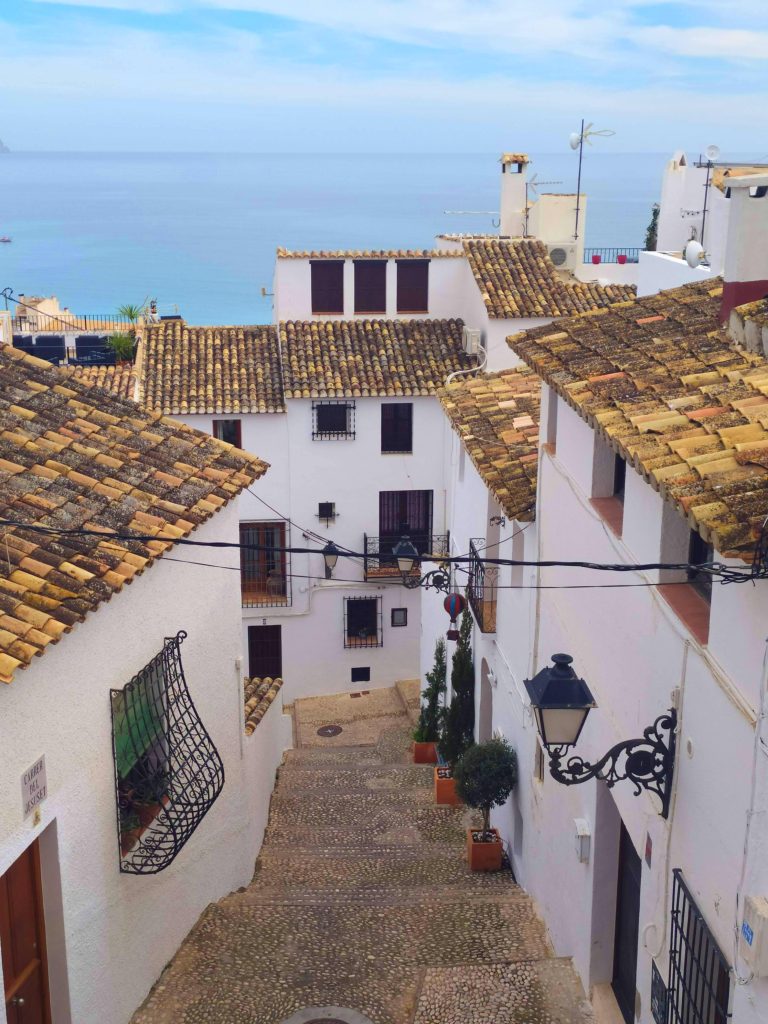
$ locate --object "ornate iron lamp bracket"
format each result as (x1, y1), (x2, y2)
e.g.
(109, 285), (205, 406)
(402, 567), (452, 593)
(547, 708), (677, 818)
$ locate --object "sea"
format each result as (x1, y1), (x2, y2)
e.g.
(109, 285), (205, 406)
(0, 151), (668, 325)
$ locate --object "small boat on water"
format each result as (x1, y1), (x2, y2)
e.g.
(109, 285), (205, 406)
(0, 237), (11, 244)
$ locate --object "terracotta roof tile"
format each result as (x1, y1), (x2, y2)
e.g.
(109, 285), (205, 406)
(438, 369), (540, 521)
(463, 238), (636, 319)
(280, 319), (474, 398)
(69, 363), (137, 400)
(244, 676), (283, 734)
(508, 279), (768, 558)
(0, 345), (268, 683)
(140, 322), (284, 415)
(276, 248), (462, 259)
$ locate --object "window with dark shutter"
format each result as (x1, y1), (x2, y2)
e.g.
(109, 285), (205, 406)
(396, 260), (429, 313)
(311, 261), (344, 314)
(213, 420), (242, 447)
(381, 403), (413, 453)
(354, 260), (387, 314)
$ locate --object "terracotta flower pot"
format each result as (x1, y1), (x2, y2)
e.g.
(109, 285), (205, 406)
(617, 253), (627, 265)
(591, 254), (601, 265)
(467, 827), (503, 871)
(434, 765), (462, 806)
(413, 741), (438, 764)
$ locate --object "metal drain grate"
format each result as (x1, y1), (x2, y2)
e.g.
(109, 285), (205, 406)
(316, 724), (343, 737)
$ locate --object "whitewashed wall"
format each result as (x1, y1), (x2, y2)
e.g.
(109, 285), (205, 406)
(178, 397), (449, 700)
(0, 502), (291, 1024)
(637, 250), (714, 297)
(656, 156), (730, 273)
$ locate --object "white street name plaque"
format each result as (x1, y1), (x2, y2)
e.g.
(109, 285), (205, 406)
(21, 755), (47, 818)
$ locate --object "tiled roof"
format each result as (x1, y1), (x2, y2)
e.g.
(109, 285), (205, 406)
(463, 239), (637, 319)
(439, 368), (540, 521)
(500, 152), (530, 165)
(713, 166), (768, 193)
(0, 346), (267, 682)
(276, 248), (463, 259)
(244, 676), (284, 735)
(280, 319), (474, 398)
(508, 278), (768, 558)
(140, 322), (284, 415)
(69, 363), (136, 400)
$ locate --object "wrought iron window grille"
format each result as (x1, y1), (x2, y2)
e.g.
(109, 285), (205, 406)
(467, 537), (498, 633)
(667, 869), (731, 1024)
(312, 400), (356, 440)
(344, 596), (383, 648)
(110, 632), (225, 875)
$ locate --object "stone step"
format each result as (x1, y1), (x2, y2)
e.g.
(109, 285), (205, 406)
(229, 888), (528, 909)
(414, 957), (595, 1024)
(275, 762), (431, 792)
(283, 745), (388, 766)
(269, 788), (435, 821)
(263, 805), (472, 850)
(395, 678), (421, 724)
(253, 846), (517, 894)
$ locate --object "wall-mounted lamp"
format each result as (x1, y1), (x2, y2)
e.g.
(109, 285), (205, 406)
(322, 541), (340, 580)
(524, 654), (677, 818)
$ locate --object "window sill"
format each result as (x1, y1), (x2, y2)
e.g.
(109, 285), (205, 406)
(397, 309), (429, 315)
(657, 584), (710, 645)
(381, 450), (413, 456)
(311, 309), (344, 316)
(344, 636), (383, 649)
(354, 310), (387, 316)
(590, 496), (624, 538)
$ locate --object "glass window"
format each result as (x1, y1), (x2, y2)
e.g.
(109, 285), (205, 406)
(381, 403), (413, 453)
(213, 419), (242, 447)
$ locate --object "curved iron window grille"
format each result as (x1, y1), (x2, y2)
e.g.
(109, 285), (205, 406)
(110, 631), (225, 875)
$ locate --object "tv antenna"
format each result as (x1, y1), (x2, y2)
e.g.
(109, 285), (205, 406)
(524, 174), (562, 236)
(699, 143), (720, 247)
(569, 120), (615, 241)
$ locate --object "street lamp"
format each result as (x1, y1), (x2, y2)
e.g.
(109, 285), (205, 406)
(392, 534), (452, 593)
(322, 541), (340, 579)
(392, 534), (420, 578)
(524, 653), (677, 818)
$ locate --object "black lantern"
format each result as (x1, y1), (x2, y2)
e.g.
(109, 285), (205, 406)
(322, 541), (340, 578)
(524, 653), (677, 818)
(524, 653), (595, 748)
(392, 534), (419, 577)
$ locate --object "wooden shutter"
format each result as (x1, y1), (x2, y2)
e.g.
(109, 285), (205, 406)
(354, 261), (387, 314)
(381, 403), (413, 453)
(396, 260), (429, 313)
(311, 261), (344, 314)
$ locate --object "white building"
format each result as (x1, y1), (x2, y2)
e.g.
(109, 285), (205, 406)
(418, 175), (768, 1024)
(0, 345), (290, 1024)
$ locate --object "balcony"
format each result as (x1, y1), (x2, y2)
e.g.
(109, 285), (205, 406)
(467, 538), (497, 633)
(583, 247), (641, 265)
(363, 533), (449, 581)
(240, 522), (291, 609)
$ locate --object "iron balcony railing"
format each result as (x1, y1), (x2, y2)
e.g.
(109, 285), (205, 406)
(239, 523), (292, 609)
(11, 312), (135, 333)
(583, 247), (641, 264)
(363, 533), (449, 581)
(467, 538), (498, 633)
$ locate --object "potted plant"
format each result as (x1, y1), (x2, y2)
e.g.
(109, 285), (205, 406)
(413, 639), (446, 764)
(107, 331), (135, 364)
(454, 737), (518, 871)
(435, 608), (474, 805)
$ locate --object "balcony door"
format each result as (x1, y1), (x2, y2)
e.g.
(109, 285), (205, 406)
(612, 822), (641, 1024)
(1, 840), (51, 1023)
(239, 522), (287, 607)
(378, 490), (433, 553)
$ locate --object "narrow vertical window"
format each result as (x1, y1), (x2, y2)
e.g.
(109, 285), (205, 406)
(311, 261), (344, 314)
(396, 260), (429, 313)
(354, 260), (387, 314)
(381, 403), (413, 453)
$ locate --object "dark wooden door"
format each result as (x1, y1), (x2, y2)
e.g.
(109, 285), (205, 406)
(248, 625), (282, 679)
(0, 841), (50, 1024)
(612, 822), (641, 1024)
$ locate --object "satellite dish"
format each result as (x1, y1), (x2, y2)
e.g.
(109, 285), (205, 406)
(569, 132), (582, 151)
(706, 144), (720, 162)
(684, 240), (706, 268)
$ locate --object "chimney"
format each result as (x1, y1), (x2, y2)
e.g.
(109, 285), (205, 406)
(720, 172), (768, 322)
(499, 153), (529, 237)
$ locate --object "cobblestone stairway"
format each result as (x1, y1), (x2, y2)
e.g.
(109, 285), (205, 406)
(132, 689), (594, 1024)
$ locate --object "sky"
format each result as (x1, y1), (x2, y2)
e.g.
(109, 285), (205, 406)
(1, 0), (767, 152)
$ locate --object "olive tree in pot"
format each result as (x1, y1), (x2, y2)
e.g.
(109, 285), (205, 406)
(436, 608), (474, 805)
(412, 638), (446, 764)
(454, 737), (518, 871)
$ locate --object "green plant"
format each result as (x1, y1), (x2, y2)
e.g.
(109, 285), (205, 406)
(454, 738), (518, 833)
(107, 332), (135, 362)
(645, 202), (660, 252)
(438, 608), (475, 766)
(413, 639), (447, 742)
(118, 303), (144, 326)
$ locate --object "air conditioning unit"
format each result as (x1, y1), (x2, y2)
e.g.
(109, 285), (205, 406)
(547, 243), (578, 272)
(462, 326), (482, 355)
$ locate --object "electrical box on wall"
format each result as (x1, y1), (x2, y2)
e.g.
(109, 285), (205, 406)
(739, 896), (768, 976)
(574, 818), (591, 864)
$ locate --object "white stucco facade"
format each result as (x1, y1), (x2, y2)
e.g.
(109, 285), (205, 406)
(422, 383), (768, 1024)
(0, 502), (291, 1024)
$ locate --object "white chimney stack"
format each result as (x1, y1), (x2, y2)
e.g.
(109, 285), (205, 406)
(720, 172), (768, 322)
(499, 153), (529, 237)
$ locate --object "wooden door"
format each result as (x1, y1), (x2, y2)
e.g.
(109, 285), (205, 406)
(612, 822), (641, 1024)
(0, 841), (50, 1024)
